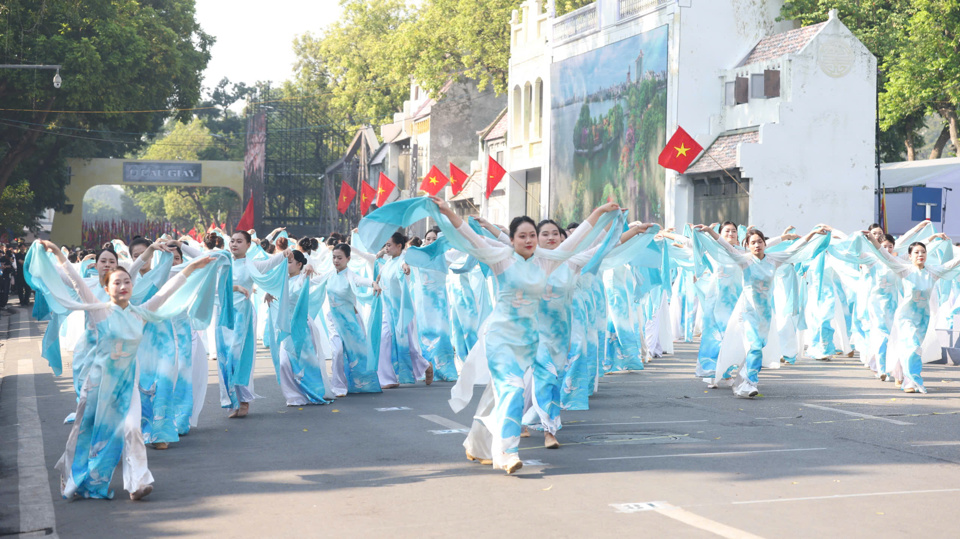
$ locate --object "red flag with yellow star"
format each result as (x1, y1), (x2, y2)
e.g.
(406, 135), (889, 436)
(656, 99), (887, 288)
(657, 127), (703, 174)
(337, 180), (356, 214)
(449, 163), (468, 196)
(420, 165), (449, 196)
(359, 181), (376, 214)
(376, 172), (396, 207)
(486, 156), (507, 199)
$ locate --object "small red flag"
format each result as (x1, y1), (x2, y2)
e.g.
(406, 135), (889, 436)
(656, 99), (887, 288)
(235, 196), (255, 232)
(359, 181), (377, 214)
(419, 165), (449, 197)
(449, 163), (469, 196)
(657, 127), (703, 174)
(486, 156), (507, 199)
(376, 172), (396, 207)
(337, 180), (357, 214)
(187, 227), (198, 241)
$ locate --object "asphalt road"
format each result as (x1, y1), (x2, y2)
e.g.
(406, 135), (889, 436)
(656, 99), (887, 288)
(3, 303), (960, 538)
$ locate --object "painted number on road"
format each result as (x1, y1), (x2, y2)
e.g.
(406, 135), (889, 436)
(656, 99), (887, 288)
(610, 502), (668, 513)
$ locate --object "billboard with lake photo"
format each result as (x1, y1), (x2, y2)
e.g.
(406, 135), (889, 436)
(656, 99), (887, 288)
(550, 24), (669, 224)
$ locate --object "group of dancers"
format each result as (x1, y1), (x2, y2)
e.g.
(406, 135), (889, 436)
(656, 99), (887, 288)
(25, 196), (960, 499)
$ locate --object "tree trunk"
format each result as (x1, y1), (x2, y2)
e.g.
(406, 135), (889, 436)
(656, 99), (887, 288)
(184, 188), (213, 227)
(940, 108), (960, 158)
(930, 124), (951, 159)
(0, 97), (56, 198)
(905, 134), (916, 161)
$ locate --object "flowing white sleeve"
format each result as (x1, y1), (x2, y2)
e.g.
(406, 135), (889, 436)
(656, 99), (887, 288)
(141, 273), (188, 312)
(59, 260), (100, 305)
(454, 222), (513, 275)
(180, 242), (203, 259)
(251, 251), (288, 273)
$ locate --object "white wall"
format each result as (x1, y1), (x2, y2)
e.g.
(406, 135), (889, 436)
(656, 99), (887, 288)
(739, 18), (876, 234)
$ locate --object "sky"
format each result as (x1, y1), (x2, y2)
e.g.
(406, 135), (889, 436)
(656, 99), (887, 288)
(195, 0), (344, 91)
(552, 23), (670, 104)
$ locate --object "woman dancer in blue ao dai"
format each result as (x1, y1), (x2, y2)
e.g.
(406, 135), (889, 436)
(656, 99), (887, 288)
(324, 243), (383, 396)
(695, 226), (830, 398)
(857, 231), (960, 393)
(266, 250), (335, 405)
(435, 197), (620, 473)
(35, 241), (218, 501)
(411, 227), (458, 381)
(374, 232), (434, 388)
(220, 230), (292, 418)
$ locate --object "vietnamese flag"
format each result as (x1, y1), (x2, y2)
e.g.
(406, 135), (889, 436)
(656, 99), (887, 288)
(376, 172), (396, 207)
(449, 163), (469, 196)
(235, 196), (255, 232)
(657, 126), (703, 174)
(337, 180), (357, 214)
(419, 165), (449, 196)
(486, 156), (507, 199)
(359, 181), (377, 214)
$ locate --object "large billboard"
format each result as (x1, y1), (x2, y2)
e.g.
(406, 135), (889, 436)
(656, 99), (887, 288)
(550, 24), (669, 224)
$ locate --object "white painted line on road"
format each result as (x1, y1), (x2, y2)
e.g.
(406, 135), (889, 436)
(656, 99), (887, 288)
(563, 420), (708, 428)
(589, 447), (827, 462)
(375, 406), (411, 412)
(612, 502), (765, 539)
(653, 503), (766, 539)
(910, 441), (960, 447)
(429, 429), (470, 435)
(522, 459), (547, 466)
(611, 501), (668, 513)
(801, 403), (913, 426)
(732, 488), (960, 505)
(419, 414), (469, 430)
(755, 416), (802, 420)
(17, 357), (59, 538)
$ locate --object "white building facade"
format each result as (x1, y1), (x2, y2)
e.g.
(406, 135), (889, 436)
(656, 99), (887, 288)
(505, 0), (877, 234)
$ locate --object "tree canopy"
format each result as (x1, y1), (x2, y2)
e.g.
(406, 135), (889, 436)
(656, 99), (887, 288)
(0, 0), (212, 233)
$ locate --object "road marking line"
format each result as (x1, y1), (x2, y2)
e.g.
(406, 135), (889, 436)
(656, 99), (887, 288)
(17, 356), (59, 538)
(654, 503), (766, 539)
(589, 447), (827, 461)
(419, 414), (469, 430)
(910, 441), (960, 447)
(429, 428), (470, 435)
(801, 403), (913, 426)
(732, 488), (960, 505)
(563, 420), (708, 428)
(612, 502), (765, 539)
(375, 406), (411, 412)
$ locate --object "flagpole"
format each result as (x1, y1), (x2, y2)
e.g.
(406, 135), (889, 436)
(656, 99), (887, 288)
(703, 154), (749, 195)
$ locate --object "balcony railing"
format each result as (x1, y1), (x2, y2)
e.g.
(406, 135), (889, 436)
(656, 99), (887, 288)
(618, 0), (673, 21)
(552, 3), (599, 43)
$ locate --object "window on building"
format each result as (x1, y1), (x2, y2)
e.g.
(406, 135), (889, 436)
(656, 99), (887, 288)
(534, 78), (543, 139)
(764, 69), (781, 98)
(523, 82), (532, 142)
(512, 86), (522, 144)
(735, 77), (749, 105)
(750, 74), (766, 99)
(725, 82), (736, 106)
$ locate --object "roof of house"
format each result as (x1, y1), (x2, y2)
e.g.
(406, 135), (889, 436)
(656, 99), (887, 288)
(738, 21), (827, 66)
(685, 129), (759, 175)
(483, 110), (509, 141)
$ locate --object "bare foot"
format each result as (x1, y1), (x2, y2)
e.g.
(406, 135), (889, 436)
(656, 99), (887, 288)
(152, 442), (169, 450)
(381, 383), (399, 389)
(237, 402), (250, 418)
(544, 432), (560, 449)
(465, 450), (492, 465)
(129, 484), (153, 501)
(425, 364), (434, 385)
(228, 408), (239, 418)
(520, 426), (531, 438)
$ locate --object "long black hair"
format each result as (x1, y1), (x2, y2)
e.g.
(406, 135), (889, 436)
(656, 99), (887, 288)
(509, 216), (538, 238)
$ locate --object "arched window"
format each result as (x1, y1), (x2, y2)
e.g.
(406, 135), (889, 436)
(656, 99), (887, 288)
(523, 82), (532, 142)
(534, 78), (543, 139)
(512, 85), (522, 143)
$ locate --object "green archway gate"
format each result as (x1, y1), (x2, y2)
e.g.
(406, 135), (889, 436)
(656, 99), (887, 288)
(51, 158), (243, 246)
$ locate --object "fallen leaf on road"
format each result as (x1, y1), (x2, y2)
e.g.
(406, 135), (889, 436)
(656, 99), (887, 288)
(303, 428), (308, 432)
(298, 407), (304, 411)
(332, 409), (340, 413)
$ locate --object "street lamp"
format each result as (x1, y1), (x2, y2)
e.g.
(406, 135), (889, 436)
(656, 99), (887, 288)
(0, 64), (63, 88)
